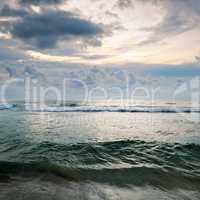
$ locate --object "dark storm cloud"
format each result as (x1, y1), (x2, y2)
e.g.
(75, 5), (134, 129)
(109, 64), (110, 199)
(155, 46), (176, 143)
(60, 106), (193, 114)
(0, 5), (28, 17)
(1, 6), (104, 49)
(19, 0), (65, 5)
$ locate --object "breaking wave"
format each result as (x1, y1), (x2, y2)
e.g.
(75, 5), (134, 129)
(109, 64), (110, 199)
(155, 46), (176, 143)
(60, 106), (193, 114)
(1, 103), (200, 113)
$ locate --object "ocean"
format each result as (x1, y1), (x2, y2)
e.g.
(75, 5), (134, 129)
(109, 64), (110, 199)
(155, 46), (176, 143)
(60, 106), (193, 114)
(0, 102), (200, 199)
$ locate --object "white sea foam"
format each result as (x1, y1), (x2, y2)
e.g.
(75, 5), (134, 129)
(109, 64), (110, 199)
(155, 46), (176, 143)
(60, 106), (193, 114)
(24, 105), (200, 113)
(1, 102), (199, 113)
(0, 104), (14, 110)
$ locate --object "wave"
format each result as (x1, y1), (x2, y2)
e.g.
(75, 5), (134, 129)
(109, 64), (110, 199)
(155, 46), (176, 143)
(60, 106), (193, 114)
(2, 103), (200, 113)
(0, 160), (200, 190)
(32, 106), (200, 113)
(0, 140), (200, 190)
(1, 140), (200, 172)
(0, 104), (14, 110)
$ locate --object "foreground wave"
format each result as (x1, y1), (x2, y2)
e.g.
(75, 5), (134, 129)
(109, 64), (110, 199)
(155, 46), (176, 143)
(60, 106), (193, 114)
(0, 140), (200, 189)
(0, 160), (200, 190)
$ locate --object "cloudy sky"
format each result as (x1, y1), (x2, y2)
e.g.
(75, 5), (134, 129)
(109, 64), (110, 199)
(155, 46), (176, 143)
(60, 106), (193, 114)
(0, 0), (200, 101)
(0, 0), (200, 65)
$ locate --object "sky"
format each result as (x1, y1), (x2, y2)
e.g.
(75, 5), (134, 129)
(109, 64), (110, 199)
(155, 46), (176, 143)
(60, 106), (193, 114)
(0, 0), (200, 101)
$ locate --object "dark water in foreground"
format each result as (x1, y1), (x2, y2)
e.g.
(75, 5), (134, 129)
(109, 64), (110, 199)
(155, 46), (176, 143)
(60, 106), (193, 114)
(0, 108), (200, 199)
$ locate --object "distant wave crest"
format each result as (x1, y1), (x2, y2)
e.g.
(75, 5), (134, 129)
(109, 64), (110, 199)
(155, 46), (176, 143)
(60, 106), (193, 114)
(0, 104), (14, 110)
(2, 103), (200, 113)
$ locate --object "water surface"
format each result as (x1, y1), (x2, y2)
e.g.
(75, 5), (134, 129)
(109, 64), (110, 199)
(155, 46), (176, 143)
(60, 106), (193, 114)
(0, 104), (200, 199)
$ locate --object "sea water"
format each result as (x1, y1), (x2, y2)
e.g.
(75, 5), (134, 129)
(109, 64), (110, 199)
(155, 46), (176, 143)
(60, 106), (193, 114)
(0, 101), (199, 199)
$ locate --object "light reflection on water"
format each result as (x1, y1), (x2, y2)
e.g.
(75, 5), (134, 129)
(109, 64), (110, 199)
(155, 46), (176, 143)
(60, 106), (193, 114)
(1, 111), (199, 145)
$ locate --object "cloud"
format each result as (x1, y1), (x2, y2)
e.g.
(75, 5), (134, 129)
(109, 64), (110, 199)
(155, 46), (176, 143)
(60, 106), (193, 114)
(105, 11), (119, 19)
(146, 64), (200, 77)
(195, 56), (200, 63)
(5, 67), (17, 77)
(1, 7), (104, 49)
(0, 5), (28, 17)
(138, 15), (194, 46)
(0, 47), (25, 61)
(0, 41), (26, 61)
(138, 0), (200, 46)
(116, 0), (134, 9)
(0, 32), (12, 40)
(19, 0), (65, 6)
